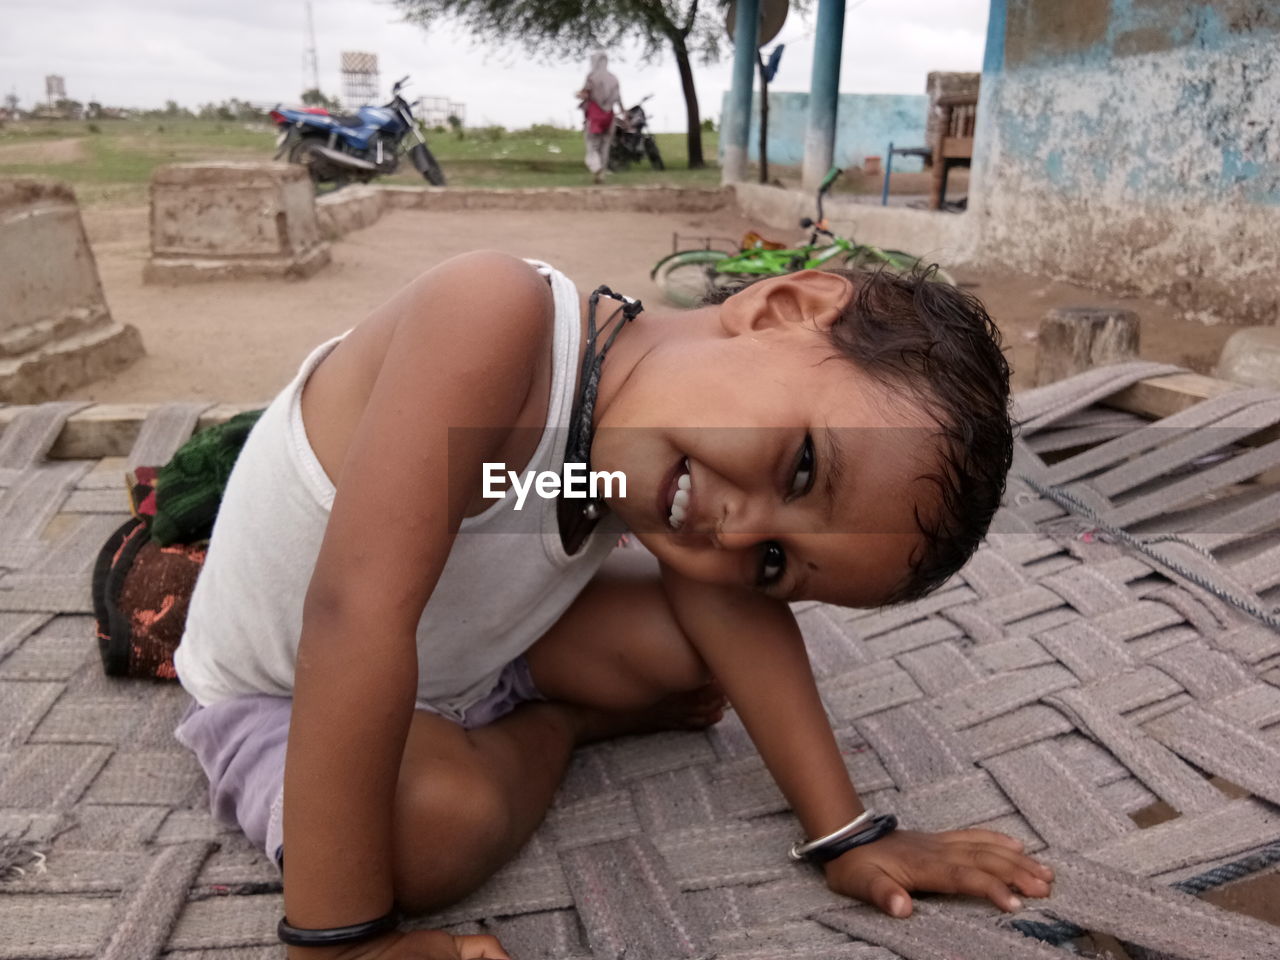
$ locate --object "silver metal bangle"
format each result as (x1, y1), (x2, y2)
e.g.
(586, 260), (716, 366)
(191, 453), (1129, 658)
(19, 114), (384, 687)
(788, 810), (874, 862)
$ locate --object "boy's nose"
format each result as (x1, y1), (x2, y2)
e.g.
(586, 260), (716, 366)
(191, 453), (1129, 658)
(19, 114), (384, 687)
(713, 495), (780, 550)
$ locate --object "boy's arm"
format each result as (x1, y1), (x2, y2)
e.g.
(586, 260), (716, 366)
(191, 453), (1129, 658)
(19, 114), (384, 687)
(659, 565), (1053, 917)
(282, 252), (553, 952)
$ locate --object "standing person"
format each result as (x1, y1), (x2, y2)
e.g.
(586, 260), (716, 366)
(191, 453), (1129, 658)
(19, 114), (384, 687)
(579, 52), (622, 183)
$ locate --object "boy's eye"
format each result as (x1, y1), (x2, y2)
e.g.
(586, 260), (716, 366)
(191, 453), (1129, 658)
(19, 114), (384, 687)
(789, 434), (815, 499)
(757, 541), (787, 587)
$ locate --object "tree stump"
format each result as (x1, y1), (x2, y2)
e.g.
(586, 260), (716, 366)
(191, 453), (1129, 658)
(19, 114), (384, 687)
(1034, 307), (1140, 386)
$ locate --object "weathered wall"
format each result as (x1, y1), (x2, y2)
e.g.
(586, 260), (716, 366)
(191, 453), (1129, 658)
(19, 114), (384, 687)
(733, 182), (977, 266)
(720, 92), (929, 171)
(973, 0), (1280, 324)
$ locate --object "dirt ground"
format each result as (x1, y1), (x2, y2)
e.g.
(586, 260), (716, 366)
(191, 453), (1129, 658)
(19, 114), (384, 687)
(0, 136), (87, 164)
(72, 203), (1235, 404)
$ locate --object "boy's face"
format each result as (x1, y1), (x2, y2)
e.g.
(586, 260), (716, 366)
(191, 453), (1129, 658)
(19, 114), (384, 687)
(592, 273), (941, 608)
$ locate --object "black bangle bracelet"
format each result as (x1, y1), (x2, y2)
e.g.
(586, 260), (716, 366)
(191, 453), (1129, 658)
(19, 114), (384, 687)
(803, 814), (898, 864)
(277, 909), (400, 947)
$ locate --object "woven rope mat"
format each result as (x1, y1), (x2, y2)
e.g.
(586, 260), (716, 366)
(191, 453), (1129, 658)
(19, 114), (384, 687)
(1, 364), (1279, 959)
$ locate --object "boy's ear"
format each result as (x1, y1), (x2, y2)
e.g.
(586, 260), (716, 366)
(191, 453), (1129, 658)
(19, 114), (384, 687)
(719, 270), (855, 337)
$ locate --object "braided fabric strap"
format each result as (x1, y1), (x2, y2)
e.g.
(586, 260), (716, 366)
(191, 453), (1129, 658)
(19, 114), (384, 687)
(277, 909), (400, 947)
(790, 814), (899, 865)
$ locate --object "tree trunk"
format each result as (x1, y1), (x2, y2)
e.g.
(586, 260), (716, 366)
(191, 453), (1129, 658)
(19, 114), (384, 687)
(669, 33), (705, 169)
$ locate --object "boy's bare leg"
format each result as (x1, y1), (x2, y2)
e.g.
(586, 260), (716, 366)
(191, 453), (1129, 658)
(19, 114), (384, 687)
(391, 548), (718, 912)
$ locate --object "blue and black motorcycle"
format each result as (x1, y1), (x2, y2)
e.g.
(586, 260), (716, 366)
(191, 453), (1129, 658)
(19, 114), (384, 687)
(270, 76), (445, 187)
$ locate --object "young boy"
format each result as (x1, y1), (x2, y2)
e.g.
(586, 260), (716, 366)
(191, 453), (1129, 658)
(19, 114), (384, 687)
(172, 253), (1050, 959)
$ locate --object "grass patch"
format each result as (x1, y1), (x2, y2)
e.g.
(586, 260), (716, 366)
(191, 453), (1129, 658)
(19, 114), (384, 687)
(0, 118), (722, 204)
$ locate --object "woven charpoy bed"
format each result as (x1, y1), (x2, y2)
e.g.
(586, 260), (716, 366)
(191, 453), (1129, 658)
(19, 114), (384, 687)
(2, 361), (1279, 960)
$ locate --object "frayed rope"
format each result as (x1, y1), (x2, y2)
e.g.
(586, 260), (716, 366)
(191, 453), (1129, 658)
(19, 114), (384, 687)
(0, 835), (48, 882)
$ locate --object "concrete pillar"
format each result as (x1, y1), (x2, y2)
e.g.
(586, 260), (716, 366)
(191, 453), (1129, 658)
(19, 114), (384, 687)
(721, 0), (760, 184)
(145, 162), (330, 283)
(0, 179), (144, 403)
(802, 0), (846, 192)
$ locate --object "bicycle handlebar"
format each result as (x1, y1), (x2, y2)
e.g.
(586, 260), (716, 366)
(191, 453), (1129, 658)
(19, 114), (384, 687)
(815, 168), (842, 226)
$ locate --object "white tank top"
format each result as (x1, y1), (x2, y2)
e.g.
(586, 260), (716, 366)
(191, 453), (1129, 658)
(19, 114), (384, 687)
(175, 261), (624, 720)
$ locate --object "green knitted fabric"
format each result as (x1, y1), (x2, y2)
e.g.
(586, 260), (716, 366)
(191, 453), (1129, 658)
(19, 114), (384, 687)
(150, 409), (265, 546)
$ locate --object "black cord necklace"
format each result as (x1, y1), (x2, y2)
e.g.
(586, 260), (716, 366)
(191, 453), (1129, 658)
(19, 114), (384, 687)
(558, 284), (644, 554)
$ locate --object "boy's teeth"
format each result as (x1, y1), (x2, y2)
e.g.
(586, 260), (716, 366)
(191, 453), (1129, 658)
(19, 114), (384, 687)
(668, 465), (692, 530)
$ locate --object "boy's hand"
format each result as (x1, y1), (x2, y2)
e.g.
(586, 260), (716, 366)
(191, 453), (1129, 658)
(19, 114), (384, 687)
(822, 828), (1054, 917)
(288, 930), (511, 960)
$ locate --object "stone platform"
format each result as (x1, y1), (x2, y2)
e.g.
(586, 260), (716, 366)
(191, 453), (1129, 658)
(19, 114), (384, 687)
(144, 163), (329, 284)
(0, 179), (144, 403)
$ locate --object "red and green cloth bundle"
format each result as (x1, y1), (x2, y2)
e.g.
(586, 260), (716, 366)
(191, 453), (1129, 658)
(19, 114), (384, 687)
(92, 410), (263, 680)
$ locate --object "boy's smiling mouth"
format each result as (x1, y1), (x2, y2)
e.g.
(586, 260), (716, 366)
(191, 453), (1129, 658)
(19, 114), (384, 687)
(662, 457), (694, 531)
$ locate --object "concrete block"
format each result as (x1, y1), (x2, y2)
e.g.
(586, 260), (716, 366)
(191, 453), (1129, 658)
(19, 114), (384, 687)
(144, 162), (330, 283)
(1216, 327), (1280, 390)
(0, 178), (145, 403)
(1034, 307), (1140, 387)
(732, 182), (978, 266)
(315, 185), (386, 240)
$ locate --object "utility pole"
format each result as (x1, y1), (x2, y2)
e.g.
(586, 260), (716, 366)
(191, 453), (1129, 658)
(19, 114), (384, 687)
(303, 0), (321, 94)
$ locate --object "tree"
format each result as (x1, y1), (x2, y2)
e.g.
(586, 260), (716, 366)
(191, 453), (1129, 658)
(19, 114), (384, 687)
(54, 98), (84, 119)
(393, 0), (732, 169)
(301, 88), (341, 112)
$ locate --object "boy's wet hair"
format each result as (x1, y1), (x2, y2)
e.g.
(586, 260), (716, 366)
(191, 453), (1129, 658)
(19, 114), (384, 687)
(710, 266), (1014, 604)
(822, 267), (1013, 603)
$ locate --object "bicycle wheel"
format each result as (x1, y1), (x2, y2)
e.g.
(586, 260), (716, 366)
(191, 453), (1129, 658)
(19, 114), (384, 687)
(843, 247), (955, 285)
(652, 250), (734, 308)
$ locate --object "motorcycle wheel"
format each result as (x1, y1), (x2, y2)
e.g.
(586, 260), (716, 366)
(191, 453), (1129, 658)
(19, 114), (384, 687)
(409, 143), (446, 187)
(289, 137), (340, 185)
(607, 140), (630, 172)
(644, 137), (665, 171)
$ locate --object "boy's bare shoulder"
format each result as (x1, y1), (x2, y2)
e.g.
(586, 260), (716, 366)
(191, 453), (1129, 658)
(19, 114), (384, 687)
(402, 250), (554, 338)
(385, 251), (557, 418)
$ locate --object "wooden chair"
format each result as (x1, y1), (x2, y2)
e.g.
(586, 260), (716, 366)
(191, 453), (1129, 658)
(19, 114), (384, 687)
(930, 94), (978, 210)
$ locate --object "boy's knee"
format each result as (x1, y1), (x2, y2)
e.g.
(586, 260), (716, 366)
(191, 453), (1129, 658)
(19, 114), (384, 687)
(396, 762), (511, 844)
(639, 627), (710, 695)
(392, 763), (512, 910)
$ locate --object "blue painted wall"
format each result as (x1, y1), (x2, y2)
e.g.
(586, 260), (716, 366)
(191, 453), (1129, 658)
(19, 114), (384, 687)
(719, 91), (928, 172)
(974, 0), (1280, 322)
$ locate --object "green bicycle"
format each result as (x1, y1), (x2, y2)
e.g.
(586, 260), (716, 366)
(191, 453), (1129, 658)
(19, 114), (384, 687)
(650, 167), (955, 308)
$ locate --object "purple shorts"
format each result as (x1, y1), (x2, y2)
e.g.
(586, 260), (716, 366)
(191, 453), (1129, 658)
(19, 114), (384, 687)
(173, 657), (543, 867)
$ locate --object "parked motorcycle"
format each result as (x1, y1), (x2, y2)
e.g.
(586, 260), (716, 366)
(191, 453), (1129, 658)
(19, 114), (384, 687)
(608, 96), (664, 172)
(271, 76), (445, 187)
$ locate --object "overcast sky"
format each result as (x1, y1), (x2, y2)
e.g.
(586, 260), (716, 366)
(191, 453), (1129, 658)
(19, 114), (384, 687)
(2, 0), (989, 132)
